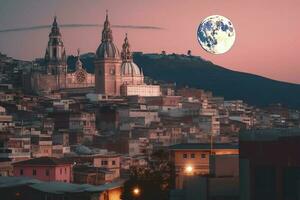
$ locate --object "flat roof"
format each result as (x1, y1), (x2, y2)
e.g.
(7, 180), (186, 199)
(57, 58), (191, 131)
(13, 157), (73, 166)
(0, 176), (124, 194)
(0, 176), (41, 188)
(169, 143), (238, 150)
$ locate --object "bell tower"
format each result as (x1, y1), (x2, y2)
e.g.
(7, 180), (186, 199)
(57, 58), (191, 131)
(45, 16), (67, 75)
(94, 11), (122, 96)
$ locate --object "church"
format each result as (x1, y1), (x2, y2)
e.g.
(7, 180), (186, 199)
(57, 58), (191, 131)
(94, 12), (160, 97)
(25, 13), (160, 97)
(25, 16), (95, 94)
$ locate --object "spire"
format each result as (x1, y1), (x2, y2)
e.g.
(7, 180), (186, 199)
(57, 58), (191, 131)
(121, 33), (132, 61)
(105, 9), (108, 21)
(45, 16), (66, 72)
(101, 10), (113, 42)
(76, 48), (83, 70)
(50, 16), (61, 36)
(53, 16), (57, 27)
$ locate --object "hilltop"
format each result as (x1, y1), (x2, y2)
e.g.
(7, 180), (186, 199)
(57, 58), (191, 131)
(67, 52), (300, 108)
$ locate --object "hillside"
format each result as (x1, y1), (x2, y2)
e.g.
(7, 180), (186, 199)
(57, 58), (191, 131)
(67, 53), (300, 108)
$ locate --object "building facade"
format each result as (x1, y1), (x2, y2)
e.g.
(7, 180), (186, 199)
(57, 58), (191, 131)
(240, 129), (300, 200)
(94, 13), (160, 97)
(93, 153), (121, 179)
(13, 157), (73, 183)
(26, 14), (160, 97)
(169, 143), (239, 189)
(26, 17), (94, 94)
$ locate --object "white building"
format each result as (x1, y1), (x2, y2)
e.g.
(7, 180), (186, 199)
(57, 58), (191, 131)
(120, 84), (161, 97)
(0, 106), (13, 130)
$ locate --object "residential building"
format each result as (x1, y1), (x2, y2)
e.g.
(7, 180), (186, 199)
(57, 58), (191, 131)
(169, 143), (239, 189)
(240, 128), (300, 200)
(93, 153), (121, 179)
(13, 157), (73, 182)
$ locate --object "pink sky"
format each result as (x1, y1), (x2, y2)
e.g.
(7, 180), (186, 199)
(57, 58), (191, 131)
(0, 0), (299, 83)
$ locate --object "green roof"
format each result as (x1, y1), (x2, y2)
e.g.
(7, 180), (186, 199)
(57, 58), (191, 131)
(0, 176), (41, 188)
(30, 182), (90, 194)
(169, 143), (238, 150)
(0, 176), (124, 194)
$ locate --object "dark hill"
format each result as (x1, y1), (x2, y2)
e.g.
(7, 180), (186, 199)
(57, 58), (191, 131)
(67, 53), (300, 108)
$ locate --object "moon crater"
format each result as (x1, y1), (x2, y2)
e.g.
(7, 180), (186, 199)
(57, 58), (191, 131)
(197, 15), (236, 54)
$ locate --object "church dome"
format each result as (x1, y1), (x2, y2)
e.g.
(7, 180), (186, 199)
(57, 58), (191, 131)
(121, 62), (142, 76)
(96, 42), (120, 59)
(96, 11), (120, 59)
(120, 34), (143, 76)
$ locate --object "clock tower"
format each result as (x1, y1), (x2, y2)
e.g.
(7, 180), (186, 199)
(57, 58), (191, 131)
(94, 11), (122, 96)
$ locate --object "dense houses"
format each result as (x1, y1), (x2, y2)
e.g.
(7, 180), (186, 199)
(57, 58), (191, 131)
(0, 13), (300, 200)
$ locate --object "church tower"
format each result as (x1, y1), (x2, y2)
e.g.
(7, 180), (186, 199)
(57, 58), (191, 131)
(120, 34), (144, 85)
(45, 16), (67, 75)
(94, 11), (122, 95)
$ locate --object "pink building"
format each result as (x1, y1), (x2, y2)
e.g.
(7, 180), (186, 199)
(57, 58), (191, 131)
(13, 157), (72, 183)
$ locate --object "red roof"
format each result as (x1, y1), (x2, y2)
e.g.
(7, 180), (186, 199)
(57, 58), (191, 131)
(13, 157), (73, 166)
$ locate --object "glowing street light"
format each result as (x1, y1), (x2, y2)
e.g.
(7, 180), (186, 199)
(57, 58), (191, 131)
(133, 187), (140, 196)
(185, 165), (193, 174)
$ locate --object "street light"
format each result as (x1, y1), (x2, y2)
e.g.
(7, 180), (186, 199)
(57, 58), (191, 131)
(185, 165), (193, 174)
(133, 187), (140, 196)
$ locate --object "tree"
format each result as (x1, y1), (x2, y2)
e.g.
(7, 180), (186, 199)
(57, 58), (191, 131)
(121, 150), (174, 200)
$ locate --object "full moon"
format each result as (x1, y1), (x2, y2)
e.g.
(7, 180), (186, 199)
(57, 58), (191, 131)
(197, 15), (236, 54)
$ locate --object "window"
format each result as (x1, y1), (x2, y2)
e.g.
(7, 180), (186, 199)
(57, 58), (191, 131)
(201, 153), (206, 159)
(183, 154), (187, 159)
(101, 160), (108, 165)
(53, 48), (57, 58)
(32, 169), (36, 176)
(191, 153), (195, 158)
(60, 168), (62, 175)
(65, 168), (67, 174)
(45, 169), (50, 176)
(20, 169), (23, 175)
(110, 68), (115, 75)
(112, 160), (116, 165)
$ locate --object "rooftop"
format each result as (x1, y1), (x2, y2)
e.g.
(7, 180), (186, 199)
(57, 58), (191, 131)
(73, 165), (113, 174)
(13, 157), (73, 166)
(0, 176), (124, 194)
(169, 143), (238, 150)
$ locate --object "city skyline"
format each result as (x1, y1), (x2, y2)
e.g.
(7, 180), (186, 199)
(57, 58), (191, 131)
(0, 0), (300, 84)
